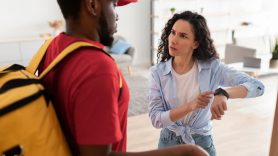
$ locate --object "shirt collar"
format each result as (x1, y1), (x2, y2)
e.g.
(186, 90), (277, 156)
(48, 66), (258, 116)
(162, 57), (211, 76)
(162, 58), (172, 76)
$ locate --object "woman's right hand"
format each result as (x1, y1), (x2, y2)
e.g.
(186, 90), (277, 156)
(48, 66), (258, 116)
(170, 91), (214, 122)
(188, 91), (214, 111)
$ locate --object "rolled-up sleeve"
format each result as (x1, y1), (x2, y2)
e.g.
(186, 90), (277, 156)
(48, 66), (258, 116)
(240, 80), (264, 98)
(217, 61), (265, 98)
(148, 67), (174, 128)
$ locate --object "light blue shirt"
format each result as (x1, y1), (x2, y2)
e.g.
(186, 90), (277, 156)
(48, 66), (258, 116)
(148, 58), (264, 144)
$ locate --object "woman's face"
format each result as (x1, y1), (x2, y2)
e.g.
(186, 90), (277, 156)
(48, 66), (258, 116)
(168, 19), (199, 59)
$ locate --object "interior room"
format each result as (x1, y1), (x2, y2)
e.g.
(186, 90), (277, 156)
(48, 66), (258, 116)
(1, 0), (278, 155)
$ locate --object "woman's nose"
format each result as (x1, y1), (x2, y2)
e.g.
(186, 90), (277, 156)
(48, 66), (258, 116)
(170, 35), (177, 44)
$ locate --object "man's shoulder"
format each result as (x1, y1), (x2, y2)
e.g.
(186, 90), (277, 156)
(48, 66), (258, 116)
(79, 48), (115, 63)
(47, 34), (119, 74)
(73, 48), (117, 72)
(52, 33), (105, 53)
(54, 33), (105, 46)
(48, 45), (118, 77)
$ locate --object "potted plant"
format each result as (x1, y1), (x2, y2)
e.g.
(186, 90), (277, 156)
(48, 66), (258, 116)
(270, 38), (278, 68)
(170, 7), (176, 15)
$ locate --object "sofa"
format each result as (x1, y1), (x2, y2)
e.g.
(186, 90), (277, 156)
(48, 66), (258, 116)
(107, 35), (135, 74)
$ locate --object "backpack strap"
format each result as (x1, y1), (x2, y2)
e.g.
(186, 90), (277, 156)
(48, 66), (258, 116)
(26, 39), (122, 87)
(37, 41), (105, 79)
(26, 39), (53, 74)
(26, 39), (105, 79)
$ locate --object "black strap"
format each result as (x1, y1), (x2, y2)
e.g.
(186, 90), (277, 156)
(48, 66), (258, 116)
(0, 79), (41, 94)
(214, 88), (229, 99)
(2, 145), (23, 156)
(0, 64), (25, 79)
(3, 64), (25, 71)
(0, 91), (44, 117)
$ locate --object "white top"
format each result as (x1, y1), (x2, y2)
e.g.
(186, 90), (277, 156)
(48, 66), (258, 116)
(172, 62), (200, 124)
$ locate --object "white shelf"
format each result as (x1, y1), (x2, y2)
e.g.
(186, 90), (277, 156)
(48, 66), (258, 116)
(0, 36), (48, 43)
(0, 39), (44, 66)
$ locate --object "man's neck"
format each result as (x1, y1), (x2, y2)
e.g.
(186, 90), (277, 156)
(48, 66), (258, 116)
(65, 19), (99, 42)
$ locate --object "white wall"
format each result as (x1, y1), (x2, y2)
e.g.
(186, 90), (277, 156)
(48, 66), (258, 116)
(0, 0), (63, 39)
(116, 0), (151, 66)
(0, 0), (151, 66)
(151, 0), (278, 63)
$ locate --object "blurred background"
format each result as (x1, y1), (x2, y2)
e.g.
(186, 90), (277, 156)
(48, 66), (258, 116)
(1, 0), (278, 155)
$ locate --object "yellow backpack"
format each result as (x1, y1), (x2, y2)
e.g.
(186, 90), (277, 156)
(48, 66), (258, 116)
(0, 39), (108, 156)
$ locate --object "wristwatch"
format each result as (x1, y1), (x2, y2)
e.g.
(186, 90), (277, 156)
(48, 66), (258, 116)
(214, 88), (229, 99)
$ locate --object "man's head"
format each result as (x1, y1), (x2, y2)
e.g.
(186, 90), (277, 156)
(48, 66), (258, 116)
(57, 0), (136, 46)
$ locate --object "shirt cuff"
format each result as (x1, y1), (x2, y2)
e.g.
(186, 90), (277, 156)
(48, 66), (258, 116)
(240, 82), (264, 98)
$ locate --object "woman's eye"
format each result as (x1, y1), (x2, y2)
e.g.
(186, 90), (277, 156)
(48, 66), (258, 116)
(180, 34), (187, 38)
(171, 30), (175, 35)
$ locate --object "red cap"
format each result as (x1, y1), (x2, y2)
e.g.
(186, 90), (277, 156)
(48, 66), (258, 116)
(117, 0), (138, 6)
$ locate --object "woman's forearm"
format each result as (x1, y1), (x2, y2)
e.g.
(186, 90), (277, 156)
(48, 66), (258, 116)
(225, 85), (248, 99)
(169, 104), (192, 122)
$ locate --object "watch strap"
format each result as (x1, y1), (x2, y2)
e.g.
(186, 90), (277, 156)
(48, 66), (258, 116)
(214, 88), (229, 99)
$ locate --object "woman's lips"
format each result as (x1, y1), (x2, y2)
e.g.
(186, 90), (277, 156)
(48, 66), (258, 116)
(170, 46), (177, 51)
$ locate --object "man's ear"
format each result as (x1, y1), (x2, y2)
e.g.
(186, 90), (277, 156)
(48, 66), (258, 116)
(85, 0), (99, 16)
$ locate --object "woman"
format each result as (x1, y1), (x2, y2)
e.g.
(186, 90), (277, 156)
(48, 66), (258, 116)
(148, 11), (264, 156)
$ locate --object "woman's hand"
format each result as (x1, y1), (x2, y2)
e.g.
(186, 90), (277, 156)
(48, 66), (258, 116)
(169, 91), (213, 122)
(188, 91), (214, 111)
(210, 95), (228, 120)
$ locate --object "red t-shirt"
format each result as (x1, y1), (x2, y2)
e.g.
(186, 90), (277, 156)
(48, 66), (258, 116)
(39, 33), (129, 154)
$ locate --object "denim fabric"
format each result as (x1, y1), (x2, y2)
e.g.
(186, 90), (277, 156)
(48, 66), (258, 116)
(158, 128), (184, 148)
(158, 128), (216, 156)
(192, 133), (216, 156)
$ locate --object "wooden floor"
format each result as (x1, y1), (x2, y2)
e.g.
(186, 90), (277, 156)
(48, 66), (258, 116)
(126, 75), (278, 156)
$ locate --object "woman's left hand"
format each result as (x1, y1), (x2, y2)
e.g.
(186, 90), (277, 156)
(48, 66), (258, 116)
(210, 95), (228, 120)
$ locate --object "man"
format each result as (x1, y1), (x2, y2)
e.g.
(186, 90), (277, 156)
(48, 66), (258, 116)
(39, 0), (208, 155)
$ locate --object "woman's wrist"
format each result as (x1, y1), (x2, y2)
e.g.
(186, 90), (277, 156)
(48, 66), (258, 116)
(183, 102), (194, 114)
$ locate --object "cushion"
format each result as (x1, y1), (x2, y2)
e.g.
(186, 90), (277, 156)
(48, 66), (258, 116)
(110, 54), (132, 63)
(110, 39), (131, 55)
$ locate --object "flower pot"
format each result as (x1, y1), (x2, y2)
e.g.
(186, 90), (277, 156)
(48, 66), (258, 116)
(269, 59), (278, 68)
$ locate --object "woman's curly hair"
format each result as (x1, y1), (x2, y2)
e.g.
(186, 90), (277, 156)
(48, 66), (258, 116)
(157, 11), (218, 62)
